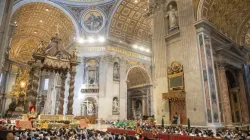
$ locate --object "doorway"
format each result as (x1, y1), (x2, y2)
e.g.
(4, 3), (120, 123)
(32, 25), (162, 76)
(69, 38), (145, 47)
(226, 71), (241, 123)
(126, 66), (151, 120)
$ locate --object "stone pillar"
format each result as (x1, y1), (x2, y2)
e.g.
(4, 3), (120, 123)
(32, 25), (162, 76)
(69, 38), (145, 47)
(58, 73), (67, 115)
(217, 62), (232, 126)
(67, 66), (76, 115)
(119, 58), (127, 119)
(98, 55), (113, 120)
(0, 0), (14, 72)
(196, 29), (221, 125)
(0, 70), (8, 114)
(143, 96), (147, 116)
(237, 70), (250, 123)
(147, 87), (152, 116)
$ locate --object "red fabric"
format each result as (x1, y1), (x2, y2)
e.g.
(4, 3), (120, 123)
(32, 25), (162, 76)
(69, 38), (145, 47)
(106, 128), (216, 140)
(126, 130), (136, 136)
(172, 135), (193, 140)
(157, 133), (170, 140)
(29, 106), (36, 111)
(142, 132), (153, 139)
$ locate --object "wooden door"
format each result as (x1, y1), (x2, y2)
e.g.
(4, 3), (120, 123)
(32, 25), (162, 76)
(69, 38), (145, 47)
(170, 100), (187, 124)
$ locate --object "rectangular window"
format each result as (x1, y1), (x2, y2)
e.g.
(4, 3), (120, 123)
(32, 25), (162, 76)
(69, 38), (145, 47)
(44, 78), (49, 90)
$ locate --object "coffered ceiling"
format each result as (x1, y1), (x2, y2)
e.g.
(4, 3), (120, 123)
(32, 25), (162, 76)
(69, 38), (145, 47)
(109, 0), (152, 47)
(9, 2), (76, 63)
(127, 66), (150, 88)
(199, 0), (250, 47)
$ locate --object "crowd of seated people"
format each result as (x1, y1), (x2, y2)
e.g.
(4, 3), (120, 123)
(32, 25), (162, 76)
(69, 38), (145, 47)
(110, 125), (250, 140)
(1, 128), (144, 140)
(1, 126), (250, 140)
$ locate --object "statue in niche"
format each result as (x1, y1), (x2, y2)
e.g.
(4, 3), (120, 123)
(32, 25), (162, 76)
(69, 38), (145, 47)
(88, 70), (96, 84)
(134, 99), (142, 119)
(165, 4), (179, 31)
(112, 97), (119, 112)
(87, 102), (94, 114)
(113, 62), (120, 79)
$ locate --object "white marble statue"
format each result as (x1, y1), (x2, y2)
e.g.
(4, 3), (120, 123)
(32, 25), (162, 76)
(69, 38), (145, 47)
(87, 102), (94, 114)
(165, 4), (179, 30)
(112, 98), (119, 112)
(113, 63), (119, 79)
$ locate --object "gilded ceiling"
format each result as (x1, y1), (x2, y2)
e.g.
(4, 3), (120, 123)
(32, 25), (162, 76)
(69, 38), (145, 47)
(9, 2), (76, 63)
(127, 66), (150, 88)
(109, 0), (152, 47)
(199, 0), (250, 46)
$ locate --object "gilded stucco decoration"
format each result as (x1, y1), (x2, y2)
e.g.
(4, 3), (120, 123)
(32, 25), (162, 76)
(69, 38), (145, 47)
(199, 0), (250, 43)
(127, 66), (151, 88)
(10, 2), (76, 63)
(109, 0), (152, 46)
(237, 17), (250, 48)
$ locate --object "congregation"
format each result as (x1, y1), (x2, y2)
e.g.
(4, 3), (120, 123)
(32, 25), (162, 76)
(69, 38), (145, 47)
(1, 125), (250, 140)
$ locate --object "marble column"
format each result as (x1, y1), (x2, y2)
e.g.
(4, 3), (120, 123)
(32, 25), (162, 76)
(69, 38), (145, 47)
(217, 62), (232, 126)
(147, 87), (152, 116)
(58, 73), (67, 115)
(196, 30), (221, 125)
(237, 70), (250, 123)
(67, 66), (76, 115)
(143, 97), (147, 116)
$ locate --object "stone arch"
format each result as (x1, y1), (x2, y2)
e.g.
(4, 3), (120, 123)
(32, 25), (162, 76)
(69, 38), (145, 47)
(12, 0), (80, 37)
(196, 0), (250, 43)
(126, 65), (151, 88)
(10, 2), (80, 63)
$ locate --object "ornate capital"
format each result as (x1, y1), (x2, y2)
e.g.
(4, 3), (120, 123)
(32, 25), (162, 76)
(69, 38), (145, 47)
(217, 61), (227, 69)
(120, 58), (127, 67)
(104, 54), (113, 63)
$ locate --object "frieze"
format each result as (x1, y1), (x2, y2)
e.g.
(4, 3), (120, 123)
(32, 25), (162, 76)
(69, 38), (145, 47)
(77, 46), (151, 61)
(106, 46), (151, 62)
(81, 89), (99, 93)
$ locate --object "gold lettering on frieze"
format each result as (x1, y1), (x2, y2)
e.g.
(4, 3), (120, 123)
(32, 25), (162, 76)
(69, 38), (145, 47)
(106, 46), (151, 61)
(78, 47), (106, 52)
(78, 46), (150, 61)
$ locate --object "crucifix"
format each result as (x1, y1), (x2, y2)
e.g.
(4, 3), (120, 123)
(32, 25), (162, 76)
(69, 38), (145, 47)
(83, 99), (94, 115)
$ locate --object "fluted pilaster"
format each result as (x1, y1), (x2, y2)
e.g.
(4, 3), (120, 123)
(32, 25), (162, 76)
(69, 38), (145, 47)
(217, 61), (233, 126)
(237, 70), (250, 123)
